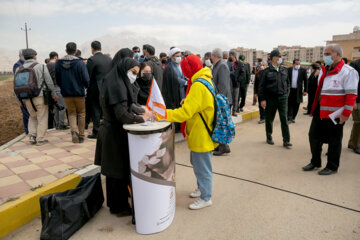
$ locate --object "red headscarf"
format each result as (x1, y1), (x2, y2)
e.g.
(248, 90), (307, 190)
(179, 55), (204, 137)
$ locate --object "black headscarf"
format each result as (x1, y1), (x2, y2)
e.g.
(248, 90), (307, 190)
(111, 48), (134, 68)
(102, 57), (140, 106)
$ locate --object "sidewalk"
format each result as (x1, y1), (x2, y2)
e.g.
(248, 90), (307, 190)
(0, 129), (96, 205)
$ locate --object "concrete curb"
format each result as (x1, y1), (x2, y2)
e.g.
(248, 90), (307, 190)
(0, 110), (259, 238)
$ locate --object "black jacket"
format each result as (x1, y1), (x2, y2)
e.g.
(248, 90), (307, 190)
(259, 64), (290, 101)
(162, 63), (181, 109)
(86, 52), (111, 99)
(287, 67), (308, 103)
(350, 59), (360, 102)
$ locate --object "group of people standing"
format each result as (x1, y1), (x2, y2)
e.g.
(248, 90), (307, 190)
(12, 41), (359, 216)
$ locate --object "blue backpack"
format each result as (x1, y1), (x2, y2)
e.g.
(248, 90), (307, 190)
(194, 78), (235, 144)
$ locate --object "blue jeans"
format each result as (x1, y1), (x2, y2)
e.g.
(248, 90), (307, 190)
(190, 151), (213, 201)
(20, 105), (29, 134)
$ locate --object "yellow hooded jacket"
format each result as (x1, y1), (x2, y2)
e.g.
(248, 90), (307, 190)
(166, 67), (217, 152)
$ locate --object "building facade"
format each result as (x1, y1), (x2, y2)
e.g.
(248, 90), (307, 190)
(326, 26), (360, 60)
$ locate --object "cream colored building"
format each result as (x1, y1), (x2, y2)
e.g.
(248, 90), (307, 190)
(231, 47), (268, 66)
(326, 26), (360, 60)
(278, 45), (324, 63)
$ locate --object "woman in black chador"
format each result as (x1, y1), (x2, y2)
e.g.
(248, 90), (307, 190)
(95, 57), (152, 215)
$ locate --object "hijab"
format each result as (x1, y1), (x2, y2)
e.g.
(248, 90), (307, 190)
(111, 48), (134, 68)
(136, 64), (153, 105)
(102, 57), (140, 106)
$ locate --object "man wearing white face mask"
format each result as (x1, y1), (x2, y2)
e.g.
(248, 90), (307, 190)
(287, 59), (308, 123)
(303, 44), (358, 175)
(162, 48), (187, 123)
(259, 49), (292, 149)
(203, 52), (212, 68)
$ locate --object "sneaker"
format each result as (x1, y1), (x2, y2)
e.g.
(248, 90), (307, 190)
(36, 140), (49, 146)
(189, 198), (212, 210)
(189, 189), (201, 198)
(72, 131), (79, 143)
(79, 137), (84, 143)
(29, 135), (37, 144)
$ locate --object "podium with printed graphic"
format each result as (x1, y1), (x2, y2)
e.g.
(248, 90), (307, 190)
(123, 121), (175, 234)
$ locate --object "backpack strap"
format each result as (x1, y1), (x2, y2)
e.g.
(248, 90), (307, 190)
(199, 113), (212, 136)
(30, 98), (37, 112)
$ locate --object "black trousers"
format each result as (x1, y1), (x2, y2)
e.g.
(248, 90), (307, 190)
(238, 85), (247, 109)
(90, 96), (102, 135)
(85, 96), (92, 126)
(288, 88), (300, 121)
(105, 176), (130, 214)
(309, 111), (344, 171)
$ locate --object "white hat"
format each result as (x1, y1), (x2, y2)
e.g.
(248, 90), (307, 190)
(168, 47), (181, 57)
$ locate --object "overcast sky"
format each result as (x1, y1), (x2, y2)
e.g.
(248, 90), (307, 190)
(0, 0), (359, 54)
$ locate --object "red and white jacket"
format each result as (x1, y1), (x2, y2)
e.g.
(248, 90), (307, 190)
(317, 60), (359, 119)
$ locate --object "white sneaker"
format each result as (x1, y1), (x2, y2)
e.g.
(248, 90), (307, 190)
(189, 189), (201, 198)
(189, 198), (212, 210)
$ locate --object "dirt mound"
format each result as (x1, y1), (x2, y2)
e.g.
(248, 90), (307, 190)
(0, 77), (24, 145)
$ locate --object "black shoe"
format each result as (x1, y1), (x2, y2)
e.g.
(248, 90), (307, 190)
(283, 142), (292, 149)
(348, 144), (354, 149)
(354, 148), (360, 154)
(87, 134), (97, 139)
(291, 120), (295, 123)
(303, 106), (307, 110)
(240, 108), (244, 112)
(266, 138), (274, 145)
(79, 137), (84, 143)
(213, 145), (230, 156)
(318, 168), (337, 175)
(302, 163), (321, 171)
(303, 112), (310, 115)
(56, 125), (69, 130)
(71, 131), (79, 143)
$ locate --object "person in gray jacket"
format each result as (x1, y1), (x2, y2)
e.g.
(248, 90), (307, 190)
(16, 49), (58, 146)
(211, 48), (232, 156)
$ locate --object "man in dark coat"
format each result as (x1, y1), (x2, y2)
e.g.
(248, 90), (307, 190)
(86, 41), (111, 138)
(227, 51), (241, 116)
(143, 44), (163, 90)
(211, 48), (232, 156)
(305, 63), (320, 115)
(348, 59), (360, 154)
(237, 54), (250, 112)
(287, 59), (308, 123)
(259, 49), (292, 149)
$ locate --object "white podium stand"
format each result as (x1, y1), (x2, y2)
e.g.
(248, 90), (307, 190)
(123, 122), (176, 234)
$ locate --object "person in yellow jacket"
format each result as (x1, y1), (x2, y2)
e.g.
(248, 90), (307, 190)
(166, 55), (217, 210)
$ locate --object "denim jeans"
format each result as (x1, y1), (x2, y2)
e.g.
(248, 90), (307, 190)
(190, 151), (213, 201)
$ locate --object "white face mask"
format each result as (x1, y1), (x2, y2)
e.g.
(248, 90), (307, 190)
(294, 65), (300, 70)
(127, 71), (137, 84)
(260, 66), (265, 70)
(175, 56), (182, 64)
(205, 59), (212, 67)
(277, 58), (283, 65)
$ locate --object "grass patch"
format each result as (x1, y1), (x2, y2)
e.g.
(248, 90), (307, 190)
(30, 184), (43, 191)
(6, 197), (19, 203)
(0, 75), (13, 82)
